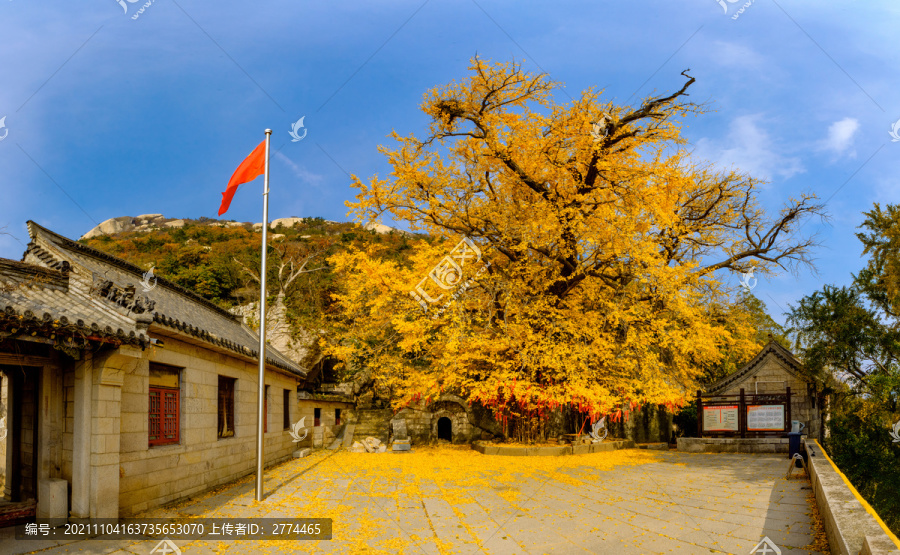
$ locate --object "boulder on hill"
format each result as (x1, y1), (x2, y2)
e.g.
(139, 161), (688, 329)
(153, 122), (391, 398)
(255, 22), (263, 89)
(136, 214), (164, 222)
(81, 215), (184, 239)
(80, 214), (342, 240)
(81, 217), (135, 239)
(270, 217), (305, 229)
(364, 221), (411, 236)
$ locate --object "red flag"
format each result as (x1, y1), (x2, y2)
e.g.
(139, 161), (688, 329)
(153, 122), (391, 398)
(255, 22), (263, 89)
(218, 139), (266, 215)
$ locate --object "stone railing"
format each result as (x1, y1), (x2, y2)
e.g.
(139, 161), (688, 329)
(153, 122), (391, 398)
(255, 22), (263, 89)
(805, 440), (900, 555)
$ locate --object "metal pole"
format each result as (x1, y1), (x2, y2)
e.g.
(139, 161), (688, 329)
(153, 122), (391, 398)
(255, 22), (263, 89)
(255, 129), (272, 502)
(696, 389), (702, 438)
(786, 386), (791, 433)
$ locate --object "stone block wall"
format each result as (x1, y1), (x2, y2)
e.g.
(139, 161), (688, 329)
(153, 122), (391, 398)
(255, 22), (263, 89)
(116, 338), (301, 516)
(295, 399), (352, 428)
(393, 407), (431, 443)
(392, 397), (481, 444)
(474, 439), (636, 456)
(677, 437), (792, 453)
(295, 399), (354, 448)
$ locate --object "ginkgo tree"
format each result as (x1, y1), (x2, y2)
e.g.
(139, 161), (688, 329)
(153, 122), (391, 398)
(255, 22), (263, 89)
(326, 58), (824, 440)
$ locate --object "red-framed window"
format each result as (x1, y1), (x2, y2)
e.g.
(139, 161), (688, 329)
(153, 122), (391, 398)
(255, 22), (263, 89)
(149, 363), (180, 447)
(149, 388), (179, 446)
(314, 407), (321, 427)
(335, 408), (341, 426)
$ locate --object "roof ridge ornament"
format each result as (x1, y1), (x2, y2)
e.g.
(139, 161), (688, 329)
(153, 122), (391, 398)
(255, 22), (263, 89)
(90, 273), (155, 315)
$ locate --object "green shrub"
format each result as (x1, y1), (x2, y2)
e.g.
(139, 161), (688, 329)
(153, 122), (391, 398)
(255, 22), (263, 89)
(673, 401), (698, 438)
(824, 411), (900, 535)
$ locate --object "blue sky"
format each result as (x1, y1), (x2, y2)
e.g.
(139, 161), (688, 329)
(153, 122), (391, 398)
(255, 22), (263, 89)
(1, 1), (898, 325)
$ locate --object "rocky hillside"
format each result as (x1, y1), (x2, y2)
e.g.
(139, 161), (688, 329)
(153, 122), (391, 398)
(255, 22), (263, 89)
(81, 214), (408, 240)
(78, 214), (417, 373)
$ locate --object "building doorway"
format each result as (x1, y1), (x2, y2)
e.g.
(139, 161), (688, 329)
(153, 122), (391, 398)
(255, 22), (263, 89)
(0, 364), (39, 503)
(437, 417), (452, 442)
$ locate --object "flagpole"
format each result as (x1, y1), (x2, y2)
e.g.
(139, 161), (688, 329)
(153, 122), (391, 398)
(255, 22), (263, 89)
(255, 128), (272, 502)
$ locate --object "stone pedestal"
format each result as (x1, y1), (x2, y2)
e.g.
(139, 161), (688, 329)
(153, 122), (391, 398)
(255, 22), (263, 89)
(392, 439), (411, 452)
(37, 478), (68, 523)
(292, 448), (311, 458)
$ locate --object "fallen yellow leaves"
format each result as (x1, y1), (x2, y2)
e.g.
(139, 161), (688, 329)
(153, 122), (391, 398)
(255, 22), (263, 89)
(138, 447), (663, 554)
(804, 489), (830, 553)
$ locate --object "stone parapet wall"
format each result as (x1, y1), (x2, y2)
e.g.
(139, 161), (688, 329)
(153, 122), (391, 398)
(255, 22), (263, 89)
(805, 440), (900, 555)
(677, 437), (793, 453)
(473, 439), (635, 456)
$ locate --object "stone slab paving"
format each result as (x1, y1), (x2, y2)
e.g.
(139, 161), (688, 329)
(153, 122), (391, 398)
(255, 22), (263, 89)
(0, 448), (825, 554)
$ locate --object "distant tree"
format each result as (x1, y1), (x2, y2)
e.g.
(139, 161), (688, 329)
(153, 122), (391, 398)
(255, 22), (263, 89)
(856, 203), (900, 317)
(786, 203), (900, 535)
(787, 285), (897, 393)
(740, 292), (789, 346)
(786, 205), (900, 408)
(696, 292), (788, 385)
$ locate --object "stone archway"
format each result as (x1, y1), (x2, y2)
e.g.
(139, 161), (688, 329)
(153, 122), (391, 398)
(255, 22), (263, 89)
(437, 417), (452, 441)
(430, 407), (470, 444)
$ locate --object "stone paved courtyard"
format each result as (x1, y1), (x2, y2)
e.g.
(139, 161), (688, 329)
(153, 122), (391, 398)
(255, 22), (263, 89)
(0, 447), (824, 554)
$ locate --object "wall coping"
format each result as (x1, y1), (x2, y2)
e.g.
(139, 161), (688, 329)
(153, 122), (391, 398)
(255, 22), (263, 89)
(680, 437), (793, 443)
(472, 439), (635, 456)
(676, 437), (795, 453)
(805, 439), (900, 555)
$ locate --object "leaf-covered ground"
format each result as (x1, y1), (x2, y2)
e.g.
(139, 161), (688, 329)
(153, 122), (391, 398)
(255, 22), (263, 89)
(128, 448), (824, 555)
(0, 448), (826, 554)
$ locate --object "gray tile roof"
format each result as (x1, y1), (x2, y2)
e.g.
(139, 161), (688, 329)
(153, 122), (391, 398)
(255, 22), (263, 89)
(706, 340), (806, 394)
(1, 221), (305, 377)
(0, 257), (143, 356)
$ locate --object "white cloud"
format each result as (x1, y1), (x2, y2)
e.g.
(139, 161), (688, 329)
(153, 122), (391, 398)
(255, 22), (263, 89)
(692, 115), (805, 182)
(275, 152), (325, 189)
(819, 117), (859, 158)
(708, 41), (765, 69)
